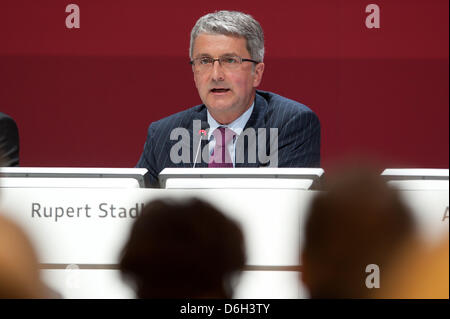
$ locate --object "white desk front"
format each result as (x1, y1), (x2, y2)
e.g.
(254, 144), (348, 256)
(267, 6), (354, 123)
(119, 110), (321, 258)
(0, 188), (448, 298)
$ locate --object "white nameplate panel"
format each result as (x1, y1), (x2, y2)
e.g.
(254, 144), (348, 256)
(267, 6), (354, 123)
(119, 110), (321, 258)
(0, 188), (313, 266)
(0, 188), (447, 268)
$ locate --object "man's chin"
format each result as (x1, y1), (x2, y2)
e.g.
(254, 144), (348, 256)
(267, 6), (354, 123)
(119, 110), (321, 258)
(206, 105), (234, 115)
(205, 99), (234, 112)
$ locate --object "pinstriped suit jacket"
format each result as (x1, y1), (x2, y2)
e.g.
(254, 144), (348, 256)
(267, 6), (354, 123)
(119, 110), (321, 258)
(137, 90), (321, 187)
(0, 112), (19, 167)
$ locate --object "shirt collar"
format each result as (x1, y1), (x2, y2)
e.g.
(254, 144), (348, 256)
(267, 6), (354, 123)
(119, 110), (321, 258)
(207, 101), (255, 141)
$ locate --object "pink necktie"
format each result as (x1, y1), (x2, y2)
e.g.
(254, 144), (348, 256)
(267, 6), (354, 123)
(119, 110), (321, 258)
(209, 127), (235, 168)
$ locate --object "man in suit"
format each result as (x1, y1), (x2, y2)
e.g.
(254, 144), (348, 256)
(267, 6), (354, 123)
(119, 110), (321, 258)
(137, 10), (320, 187)
(0, 112), (19, 167)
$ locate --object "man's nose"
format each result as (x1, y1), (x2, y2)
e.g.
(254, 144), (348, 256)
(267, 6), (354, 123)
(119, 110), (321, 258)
(211, 59), (225, 81)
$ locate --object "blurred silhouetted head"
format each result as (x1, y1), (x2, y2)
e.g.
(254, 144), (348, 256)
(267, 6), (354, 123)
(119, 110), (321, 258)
(119, 198), (245, 298)
(301, 166), (416, 298)
(0, 215), (46, 298)
(379, 236), (449, 299)
(1, 149), (44, 298)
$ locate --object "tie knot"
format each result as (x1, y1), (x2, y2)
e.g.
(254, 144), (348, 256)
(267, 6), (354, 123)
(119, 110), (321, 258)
(212, 127), (235, 146)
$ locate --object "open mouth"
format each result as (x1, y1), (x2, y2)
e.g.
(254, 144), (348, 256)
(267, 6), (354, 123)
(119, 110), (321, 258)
(211, 88), (230, 93)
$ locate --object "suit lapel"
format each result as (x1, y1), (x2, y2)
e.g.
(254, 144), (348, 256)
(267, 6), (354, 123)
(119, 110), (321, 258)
(236, 92), (268, 168)
(188, 105), (209, 168)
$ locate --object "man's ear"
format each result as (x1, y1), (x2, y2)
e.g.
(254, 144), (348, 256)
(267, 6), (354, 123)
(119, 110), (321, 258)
(252, 62), (265, 88)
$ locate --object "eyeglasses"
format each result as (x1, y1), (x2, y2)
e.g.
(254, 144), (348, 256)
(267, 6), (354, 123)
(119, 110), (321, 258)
(190, 55), (259, 72)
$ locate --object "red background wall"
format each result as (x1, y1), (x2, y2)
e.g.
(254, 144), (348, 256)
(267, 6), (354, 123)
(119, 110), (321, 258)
(0, 0), (448, 169)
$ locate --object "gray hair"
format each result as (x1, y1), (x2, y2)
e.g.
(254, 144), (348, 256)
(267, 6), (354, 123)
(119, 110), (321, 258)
(189, 10), (265, 62)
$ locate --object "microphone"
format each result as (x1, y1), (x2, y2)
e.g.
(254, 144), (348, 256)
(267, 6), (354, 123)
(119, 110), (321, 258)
(193, 121), (209, 168)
